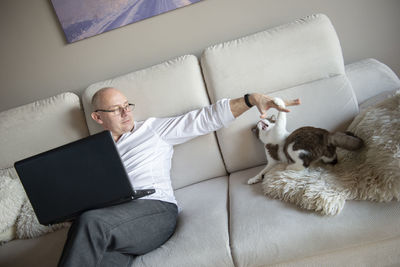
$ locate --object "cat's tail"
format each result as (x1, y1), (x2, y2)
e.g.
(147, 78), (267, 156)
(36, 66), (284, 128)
(328, 131), (364, 151)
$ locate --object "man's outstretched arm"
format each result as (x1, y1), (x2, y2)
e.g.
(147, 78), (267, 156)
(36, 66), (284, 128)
(229, 93), (300, 118)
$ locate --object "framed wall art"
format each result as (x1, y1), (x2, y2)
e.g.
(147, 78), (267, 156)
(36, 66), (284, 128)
(51, 0), (203, 43)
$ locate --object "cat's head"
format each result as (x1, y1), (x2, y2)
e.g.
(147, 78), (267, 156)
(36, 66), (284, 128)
(251, 115), (276, 139)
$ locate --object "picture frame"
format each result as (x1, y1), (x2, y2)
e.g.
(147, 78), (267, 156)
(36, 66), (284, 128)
(51, 0), (203, 43)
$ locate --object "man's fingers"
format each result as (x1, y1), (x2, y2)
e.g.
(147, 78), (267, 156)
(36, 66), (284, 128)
(273, 102), (290, 113)
(257, 97), (299, 118)
(285, 98), (301, 106)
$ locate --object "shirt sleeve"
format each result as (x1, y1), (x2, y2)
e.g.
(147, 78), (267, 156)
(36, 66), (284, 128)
(148, 99), (235, 145)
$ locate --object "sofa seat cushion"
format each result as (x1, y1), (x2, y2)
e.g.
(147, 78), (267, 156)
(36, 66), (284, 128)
(0, 227), (69, 267)
(229, 166), (400, 266)
(132, 176), (234, 267)
(268, 236), (400, 267)
(0, 177), (234, 267)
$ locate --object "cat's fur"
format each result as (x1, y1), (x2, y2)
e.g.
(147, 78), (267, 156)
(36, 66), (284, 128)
(247, 98), (363, 185)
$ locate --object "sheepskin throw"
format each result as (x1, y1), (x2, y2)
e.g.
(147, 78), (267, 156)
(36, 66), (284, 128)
(262, 91), (400, 215)
(16, 199), (69, 240)
(0, 170), (69, 244)
(0, 176), (25, 234)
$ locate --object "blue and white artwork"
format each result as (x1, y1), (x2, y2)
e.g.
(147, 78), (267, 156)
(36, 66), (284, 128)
(51, 0), (203, 43)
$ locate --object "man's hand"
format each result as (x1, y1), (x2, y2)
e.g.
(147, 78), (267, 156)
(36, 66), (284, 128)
(229, 93), (300, 118)
(249, 93), (301, 118)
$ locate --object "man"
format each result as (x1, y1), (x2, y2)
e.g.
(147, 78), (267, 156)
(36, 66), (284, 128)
(58, 87), (300, 266)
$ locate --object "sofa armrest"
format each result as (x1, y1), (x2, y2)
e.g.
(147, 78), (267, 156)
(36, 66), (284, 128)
(345, 58), (400, 104)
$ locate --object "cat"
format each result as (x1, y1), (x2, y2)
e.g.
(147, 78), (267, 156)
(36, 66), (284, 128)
(247, 97), (363, 185)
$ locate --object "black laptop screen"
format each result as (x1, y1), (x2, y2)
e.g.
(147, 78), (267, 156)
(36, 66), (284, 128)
(15, 131), (134, 225)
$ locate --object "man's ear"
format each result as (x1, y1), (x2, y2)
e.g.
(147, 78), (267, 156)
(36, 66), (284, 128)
(91, 112), (103, 125)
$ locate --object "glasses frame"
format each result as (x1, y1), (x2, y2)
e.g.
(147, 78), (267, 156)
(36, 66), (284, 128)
(95, 103), (135, 116)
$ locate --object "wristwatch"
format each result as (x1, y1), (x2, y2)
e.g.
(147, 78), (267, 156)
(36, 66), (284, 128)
(244, 94), (253, 108)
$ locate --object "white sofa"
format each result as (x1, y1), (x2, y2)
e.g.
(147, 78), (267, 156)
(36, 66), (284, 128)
(1, 14), (399, 267)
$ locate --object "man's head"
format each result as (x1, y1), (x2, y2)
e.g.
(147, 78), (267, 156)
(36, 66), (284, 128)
(91, 87), (135, 141)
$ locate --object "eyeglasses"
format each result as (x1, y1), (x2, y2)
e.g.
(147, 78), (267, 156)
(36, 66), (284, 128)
(95, 103), (135, 116)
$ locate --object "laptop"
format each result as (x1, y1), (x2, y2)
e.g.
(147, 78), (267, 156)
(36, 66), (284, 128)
(14, 130), (155, 225)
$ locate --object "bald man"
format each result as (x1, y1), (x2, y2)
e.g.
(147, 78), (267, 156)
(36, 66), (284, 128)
(58, 87), (300, 267)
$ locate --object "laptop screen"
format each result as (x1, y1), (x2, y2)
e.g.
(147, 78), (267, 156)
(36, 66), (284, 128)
(15, 131), (134, 225)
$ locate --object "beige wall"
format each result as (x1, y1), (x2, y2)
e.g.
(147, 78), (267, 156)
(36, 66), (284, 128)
(1, 0), (399, 112)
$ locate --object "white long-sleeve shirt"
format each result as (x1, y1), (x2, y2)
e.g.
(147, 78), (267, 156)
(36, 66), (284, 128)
(116, 99), (235, 205)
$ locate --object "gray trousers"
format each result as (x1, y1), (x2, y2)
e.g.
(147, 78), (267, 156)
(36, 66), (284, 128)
(58, 199), (178, 267)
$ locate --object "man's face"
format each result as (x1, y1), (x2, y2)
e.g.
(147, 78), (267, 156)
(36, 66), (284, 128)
(91, 88), (135, 141)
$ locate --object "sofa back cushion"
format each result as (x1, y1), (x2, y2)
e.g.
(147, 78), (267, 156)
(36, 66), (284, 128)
(200, 14), (358, 172)
(81, 55), (227, 189)
(201, 14), (345, 102)
(0, 92), (89, 169)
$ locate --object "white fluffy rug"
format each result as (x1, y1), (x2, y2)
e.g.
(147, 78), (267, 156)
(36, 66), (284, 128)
(262, 91), (400, 215)
(0, 176), (25, 234)
(16, 199), (69, 239)
(0, 167), (69, 243)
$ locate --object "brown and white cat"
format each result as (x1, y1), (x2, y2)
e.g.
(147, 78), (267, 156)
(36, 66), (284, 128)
(247, 97), (363, 185)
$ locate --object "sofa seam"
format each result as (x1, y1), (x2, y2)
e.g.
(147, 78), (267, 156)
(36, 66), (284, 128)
(227, 173), (237, 267)
(197, 55), (231, 177)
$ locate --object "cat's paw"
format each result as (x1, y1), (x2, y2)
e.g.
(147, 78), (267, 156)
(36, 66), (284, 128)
(273, 97), (286, 108)
(247, 175), (262, 184)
